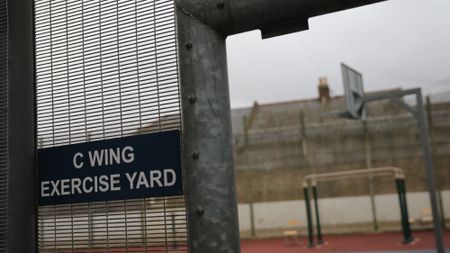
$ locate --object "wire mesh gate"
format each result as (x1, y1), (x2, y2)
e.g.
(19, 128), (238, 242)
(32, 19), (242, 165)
(34, 0), (188, 251)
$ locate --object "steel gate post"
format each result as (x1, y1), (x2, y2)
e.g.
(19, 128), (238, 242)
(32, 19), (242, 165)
(0, 0), (36, 251)
(176, 10), (241, 253)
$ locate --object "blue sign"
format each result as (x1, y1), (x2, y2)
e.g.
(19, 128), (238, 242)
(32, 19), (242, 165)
(38, 130), (183, 206)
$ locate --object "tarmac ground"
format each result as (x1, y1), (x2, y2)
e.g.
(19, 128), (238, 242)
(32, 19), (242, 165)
(241, 230), (450, 253)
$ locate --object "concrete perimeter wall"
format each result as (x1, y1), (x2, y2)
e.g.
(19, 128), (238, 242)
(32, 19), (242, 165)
(232, 100), (450, 203)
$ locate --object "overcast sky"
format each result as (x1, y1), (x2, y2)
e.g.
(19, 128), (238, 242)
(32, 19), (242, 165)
(225, 0), (450, 108)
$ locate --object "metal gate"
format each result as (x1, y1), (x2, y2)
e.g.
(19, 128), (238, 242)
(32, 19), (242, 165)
(34, 0), (188, 251)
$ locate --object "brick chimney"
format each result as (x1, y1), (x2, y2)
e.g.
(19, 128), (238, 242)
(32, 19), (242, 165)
(318, 77), (330, 104)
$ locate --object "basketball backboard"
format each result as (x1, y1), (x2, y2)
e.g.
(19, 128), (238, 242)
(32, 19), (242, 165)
(341, 63), (367, 120)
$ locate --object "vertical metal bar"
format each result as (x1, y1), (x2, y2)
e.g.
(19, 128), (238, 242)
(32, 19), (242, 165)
(115, 0), (123, 138)
(53, 206), (56, 251)
(394, 178), (404, 240)
(153, 1), (162, 133)
(99, 0), (106, 140)
(171, 213), (177, 249)
(416, 90), (446, 253)
(70, 204), (74, 251)
(106, 202), (110, 251)
(300, 110), (308, 156)
(163, 198), (168, 253)
(399, 178), (413, 243)
(249, 202), (255, 237)
(0, 0), (9, 249)
(363, 121), (378, 231)
(176, 9), (241, 253)
(312, 184), (323, 244)
(243, 116), (249, 146)
(88, 202), (93, 250)
(142, 200), (148, 252)
(4, 0), (36, 251)
(426, 96), (446, 230)
(395, 177), (413, 243)
(303, 184), (314, 247)
(125, 200), (129, 252)
(48, 0), (55, 147)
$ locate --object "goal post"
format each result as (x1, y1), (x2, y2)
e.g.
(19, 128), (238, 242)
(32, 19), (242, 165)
(303, 167), (413, 246)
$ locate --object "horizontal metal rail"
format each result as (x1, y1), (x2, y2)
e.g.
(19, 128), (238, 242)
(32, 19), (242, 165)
(176, 0), (386, 38)
(303, 167), (404, 186)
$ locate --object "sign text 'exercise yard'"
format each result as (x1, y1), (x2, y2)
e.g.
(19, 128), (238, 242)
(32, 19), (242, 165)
(38, 130), (183, 206)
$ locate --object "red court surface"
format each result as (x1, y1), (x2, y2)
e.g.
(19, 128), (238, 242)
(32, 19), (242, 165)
(241, 230), (450, 253)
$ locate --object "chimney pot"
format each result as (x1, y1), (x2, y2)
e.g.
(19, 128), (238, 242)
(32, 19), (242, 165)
(318, 77), (330, 102)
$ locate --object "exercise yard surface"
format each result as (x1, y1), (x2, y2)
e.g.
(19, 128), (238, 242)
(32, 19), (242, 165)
(241, 230), (450, 253)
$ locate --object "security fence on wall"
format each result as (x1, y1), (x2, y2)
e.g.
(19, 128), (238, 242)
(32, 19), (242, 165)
(34, 0), (188, 251)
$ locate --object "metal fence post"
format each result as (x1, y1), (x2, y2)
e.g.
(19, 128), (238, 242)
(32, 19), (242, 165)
(171, 213), (177, 249)
(176, 9), (241, 253)
(312, 183), (323, 244)
(303, 184), (314, 247)
(399, 178), (413, 243)
(395, 176), (413, 243)
(250, 202), (256, 237)
(0, 0), (36, 251)
(426, 96), (446, 230)
(363, 121), (379, 231)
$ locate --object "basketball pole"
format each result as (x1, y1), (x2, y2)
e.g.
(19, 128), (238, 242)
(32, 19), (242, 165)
(415, 90), (445, 253)
(361, 88), (445, 253)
